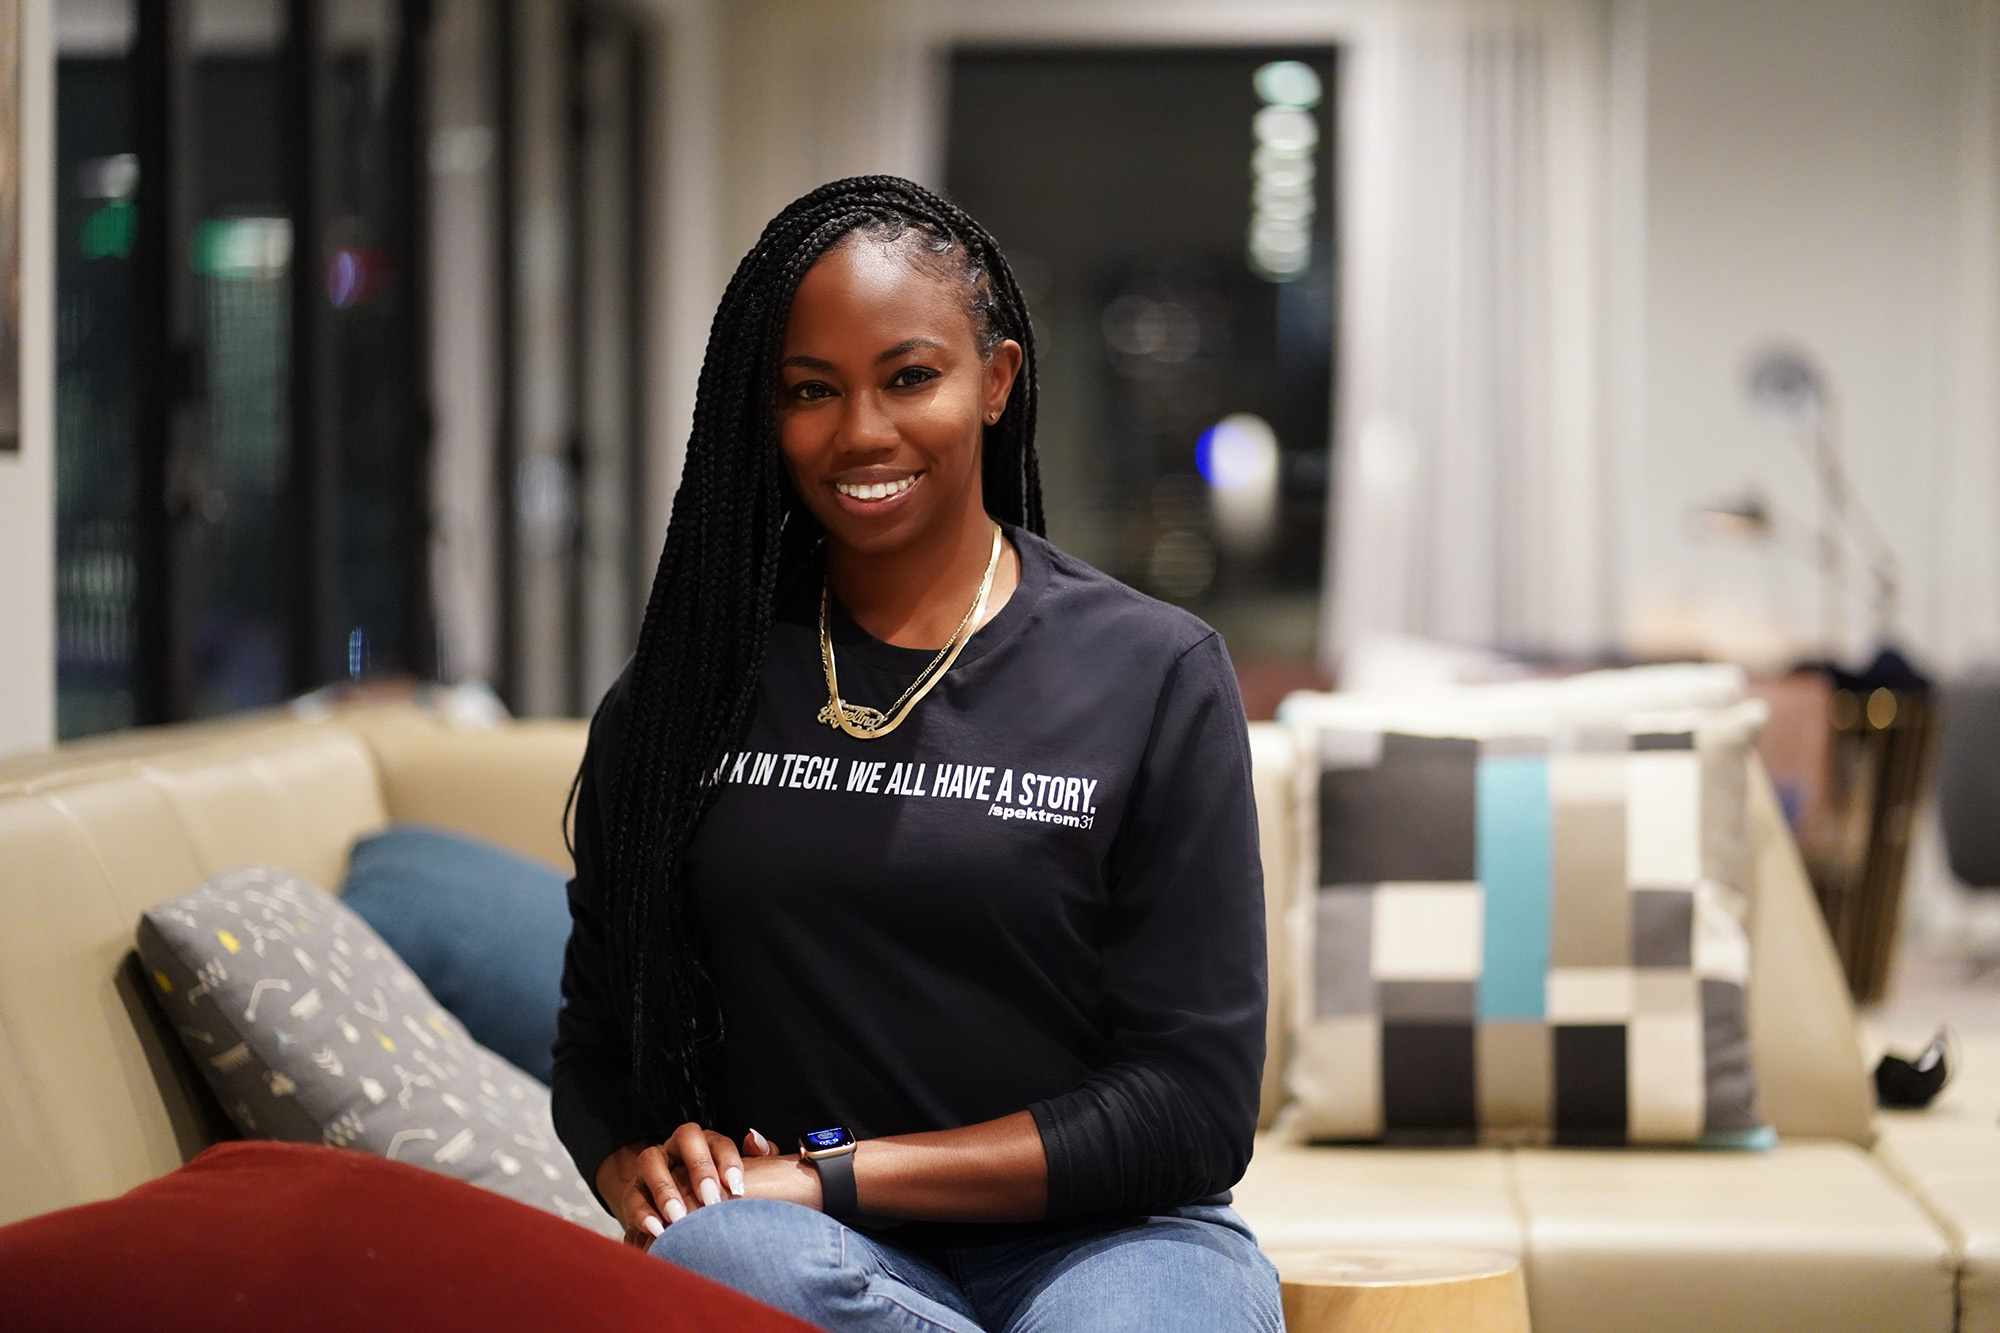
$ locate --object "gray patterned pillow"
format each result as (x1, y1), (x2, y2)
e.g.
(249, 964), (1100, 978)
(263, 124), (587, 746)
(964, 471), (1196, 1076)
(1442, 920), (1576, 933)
(137, 867), (618, 1237)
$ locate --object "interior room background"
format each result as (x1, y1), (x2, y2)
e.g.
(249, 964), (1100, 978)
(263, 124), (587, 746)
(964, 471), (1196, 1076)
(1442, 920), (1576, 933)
(8, 0), (2000, 938)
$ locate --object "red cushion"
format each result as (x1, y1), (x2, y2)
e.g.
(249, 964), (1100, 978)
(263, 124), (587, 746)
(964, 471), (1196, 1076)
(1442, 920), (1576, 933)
(0, 1141), (816, 1333)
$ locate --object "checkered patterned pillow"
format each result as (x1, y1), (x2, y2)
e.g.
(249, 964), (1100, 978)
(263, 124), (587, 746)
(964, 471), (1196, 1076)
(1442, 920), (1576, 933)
(1278, 698), (1768, 1146)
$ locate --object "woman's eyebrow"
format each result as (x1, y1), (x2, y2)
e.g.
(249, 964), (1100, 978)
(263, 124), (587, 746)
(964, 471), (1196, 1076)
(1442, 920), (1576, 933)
(780, 337), (944, 372)
(876, 337), (945, 363)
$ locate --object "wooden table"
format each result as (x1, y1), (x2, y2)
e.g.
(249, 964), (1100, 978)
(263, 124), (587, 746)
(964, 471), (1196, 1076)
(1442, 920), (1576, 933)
(1265, 1247), (1531, 1333)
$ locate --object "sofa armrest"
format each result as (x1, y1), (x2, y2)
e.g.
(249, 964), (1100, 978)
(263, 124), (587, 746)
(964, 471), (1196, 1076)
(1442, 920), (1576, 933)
(356, 719), (588, 877)
(1744, 754), (1875, 1144)
(1248, 723), (1299, 1130)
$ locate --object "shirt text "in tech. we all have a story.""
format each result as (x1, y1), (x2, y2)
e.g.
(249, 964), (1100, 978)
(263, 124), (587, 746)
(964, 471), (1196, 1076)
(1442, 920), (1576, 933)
(718, 750), (1098, 828)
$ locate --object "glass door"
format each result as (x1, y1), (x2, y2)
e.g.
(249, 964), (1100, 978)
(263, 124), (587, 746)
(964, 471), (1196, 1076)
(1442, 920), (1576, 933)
(54, 0), (437, 735)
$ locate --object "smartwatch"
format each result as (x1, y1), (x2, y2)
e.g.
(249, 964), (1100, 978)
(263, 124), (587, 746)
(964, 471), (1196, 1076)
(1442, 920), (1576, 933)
(799, 1126), (859, 1220)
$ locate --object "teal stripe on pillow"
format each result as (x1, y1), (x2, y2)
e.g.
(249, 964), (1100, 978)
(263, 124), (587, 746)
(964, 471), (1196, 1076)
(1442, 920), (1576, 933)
(1477, 754), (1551, 1019)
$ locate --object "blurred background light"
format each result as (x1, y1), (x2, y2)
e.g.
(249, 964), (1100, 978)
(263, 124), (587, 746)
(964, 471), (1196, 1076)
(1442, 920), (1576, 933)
(77, 152), (138, 202)
(1248, 64), (1320, 281)
(190, 217), (291, 280)
(1101, 294), (1201, 363)
(329, 247), (363, 308)
(1149, 528), (1218, 600)
(79, 201), (134, 260)
(326, 246), (388, 309)
(1198, 412), (1282, 558)
(1252, 104), (1319, 152)
(1252, 60), (1322, 109)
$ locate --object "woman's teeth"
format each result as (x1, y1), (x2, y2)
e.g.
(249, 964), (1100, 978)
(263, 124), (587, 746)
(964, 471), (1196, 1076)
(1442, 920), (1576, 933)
(836, 476), (916, 501)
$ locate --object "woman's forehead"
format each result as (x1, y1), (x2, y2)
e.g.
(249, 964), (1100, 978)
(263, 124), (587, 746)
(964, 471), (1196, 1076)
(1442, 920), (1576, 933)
(784, 238), (972, 348)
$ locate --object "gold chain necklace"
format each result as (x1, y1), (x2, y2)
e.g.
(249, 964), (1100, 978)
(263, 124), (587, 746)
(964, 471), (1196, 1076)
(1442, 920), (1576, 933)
(817, 523), (1004, 740)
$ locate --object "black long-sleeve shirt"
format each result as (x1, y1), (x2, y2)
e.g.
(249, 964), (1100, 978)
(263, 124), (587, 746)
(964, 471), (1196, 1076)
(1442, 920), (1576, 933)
(552, 527), (1267, 1240)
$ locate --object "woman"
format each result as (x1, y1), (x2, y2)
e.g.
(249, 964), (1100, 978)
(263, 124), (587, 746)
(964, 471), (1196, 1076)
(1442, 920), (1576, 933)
(554, 176), (1278, 1332)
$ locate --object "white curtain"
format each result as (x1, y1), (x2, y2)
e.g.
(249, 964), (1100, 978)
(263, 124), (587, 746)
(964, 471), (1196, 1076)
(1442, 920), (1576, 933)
(715, 0), (944, 258)
(1328, 0), (1617, 667)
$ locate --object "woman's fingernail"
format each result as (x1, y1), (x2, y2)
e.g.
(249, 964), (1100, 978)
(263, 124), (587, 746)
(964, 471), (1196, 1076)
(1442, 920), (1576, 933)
(665, 1199), (687, 1223)
(699, 1177), (722, 1206)
(642, 1215), (665, 1238)
(726, 1166), (744, 1197)
(748, 1128), (771, 1154)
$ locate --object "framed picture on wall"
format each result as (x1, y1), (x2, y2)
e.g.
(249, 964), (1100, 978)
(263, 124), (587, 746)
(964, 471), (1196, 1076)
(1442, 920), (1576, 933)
(0, 0), (18, 453)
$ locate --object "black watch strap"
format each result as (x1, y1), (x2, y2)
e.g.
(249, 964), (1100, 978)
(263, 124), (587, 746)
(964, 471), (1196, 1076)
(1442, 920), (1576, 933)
(812, 1148), (858, 1220)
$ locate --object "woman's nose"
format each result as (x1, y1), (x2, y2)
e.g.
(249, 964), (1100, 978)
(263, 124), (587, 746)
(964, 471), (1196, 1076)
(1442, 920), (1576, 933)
(835, 391), (899, 454)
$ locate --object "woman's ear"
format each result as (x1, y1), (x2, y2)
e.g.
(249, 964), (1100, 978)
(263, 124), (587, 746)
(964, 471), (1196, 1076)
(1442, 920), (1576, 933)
(982, 339), (1024, 424)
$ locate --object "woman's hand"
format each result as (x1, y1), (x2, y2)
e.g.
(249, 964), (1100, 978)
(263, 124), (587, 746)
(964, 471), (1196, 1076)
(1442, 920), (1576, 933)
(599, 1124), (783, 1247)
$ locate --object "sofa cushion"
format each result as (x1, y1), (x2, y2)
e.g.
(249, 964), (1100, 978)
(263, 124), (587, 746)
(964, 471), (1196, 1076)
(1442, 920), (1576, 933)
(1876, 1100), (2000, 1333)
(1513, 1141), (1957, 1333)
(341, 825), (569, 1083)
(0, 715), (400, 1227)
(0, 708), (617, 1227)
(0, 1140), (814, 1333)
(150, 724), (388, 892)
(1249, 724), (1300, 1129)
(135, 867), (617, 1236)
(351, 710), (588, 874)
(1230, 1136), (1523, 1254)
(1278, 688), (1767, 1145)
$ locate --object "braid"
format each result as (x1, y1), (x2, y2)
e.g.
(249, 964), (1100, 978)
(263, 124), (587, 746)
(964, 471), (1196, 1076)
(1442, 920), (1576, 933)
(598, 176), (1043, 1122)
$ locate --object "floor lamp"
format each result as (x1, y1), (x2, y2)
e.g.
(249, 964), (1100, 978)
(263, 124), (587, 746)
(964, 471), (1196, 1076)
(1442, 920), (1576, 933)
(1742, 347), (1902, 663)
(1729, 346), (1932, 1002)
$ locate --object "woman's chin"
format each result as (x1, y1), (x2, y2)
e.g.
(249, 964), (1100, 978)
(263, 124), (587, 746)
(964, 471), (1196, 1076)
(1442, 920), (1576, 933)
(813, 494), (952, 557)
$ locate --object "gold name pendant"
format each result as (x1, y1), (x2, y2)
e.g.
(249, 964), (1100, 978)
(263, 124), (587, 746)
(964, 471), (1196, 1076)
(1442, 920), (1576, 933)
(817, 524), (1003, 741)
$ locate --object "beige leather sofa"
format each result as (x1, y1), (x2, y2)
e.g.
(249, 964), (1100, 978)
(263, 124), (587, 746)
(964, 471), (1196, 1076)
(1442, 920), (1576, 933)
(0, 704), (1992, 1331)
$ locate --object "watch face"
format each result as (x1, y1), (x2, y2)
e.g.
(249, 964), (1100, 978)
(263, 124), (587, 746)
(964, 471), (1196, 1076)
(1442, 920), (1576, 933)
(802, 1126), (855, 1153)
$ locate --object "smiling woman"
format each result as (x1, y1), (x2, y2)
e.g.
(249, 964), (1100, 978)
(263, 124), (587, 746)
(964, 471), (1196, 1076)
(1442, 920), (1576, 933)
(552, 177), (1280, 1333)
(776, 229), (1024, 646)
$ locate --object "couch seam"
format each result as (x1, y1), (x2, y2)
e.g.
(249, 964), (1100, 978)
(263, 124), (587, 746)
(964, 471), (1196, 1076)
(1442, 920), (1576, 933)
(1873, 1136), (1973, 1333)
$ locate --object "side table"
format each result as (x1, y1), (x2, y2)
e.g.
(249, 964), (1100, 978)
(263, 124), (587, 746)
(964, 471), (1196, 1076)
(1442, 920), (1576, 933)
(1265, 1247), (1531, 1333)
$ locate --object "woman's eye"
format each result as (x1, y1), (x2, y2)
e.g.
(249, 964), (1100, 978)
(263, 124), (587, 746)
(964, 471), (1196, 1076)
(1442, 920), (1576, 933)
(790, 380), (833, 402)
(888, 366), (939, 389)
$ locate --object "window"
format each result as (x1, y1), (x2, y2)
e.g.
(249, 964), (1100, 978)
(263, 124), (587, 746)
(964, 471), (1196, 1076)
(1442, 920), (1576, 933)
(53, 0), (653, 737)
(946, 48), (1336, 693)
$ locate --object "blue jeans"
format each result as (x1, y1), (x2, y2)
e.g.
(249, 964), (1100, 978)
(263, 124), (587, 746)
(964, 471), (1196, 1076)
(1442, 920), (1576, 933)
(649, 1199), (1283, 1333)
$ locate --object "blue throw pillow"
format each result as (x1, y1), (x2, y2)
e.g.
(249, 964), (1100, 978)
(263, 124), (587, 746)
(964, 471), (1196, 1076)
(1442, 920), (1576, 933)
(340, 825), (569, 1084)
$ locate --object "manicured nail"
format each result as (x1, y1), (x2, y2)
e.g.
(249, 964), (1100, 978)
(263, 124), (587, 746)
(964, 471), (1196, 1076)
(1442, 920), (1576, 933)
(748, 1128), (771, 1154)
(664, 1198), (687, 1223)
(699, 1177), (722, 1206)
(641, 1215), (664, 1238)
(726, 1166), (744, 1197)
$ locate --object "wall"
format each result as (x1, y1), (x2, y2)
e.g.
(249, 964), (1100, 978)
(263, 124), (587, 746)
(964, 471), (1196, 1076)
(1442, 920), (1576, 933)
(1629, 0), (2000, 676)
(0, 0), (52, 758)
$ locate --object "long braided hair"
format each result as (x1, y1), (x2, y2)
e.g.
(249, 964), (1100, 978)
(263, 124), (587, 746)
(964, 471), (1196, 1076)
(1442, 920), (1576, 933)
(600, 176), (1045, 1124)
